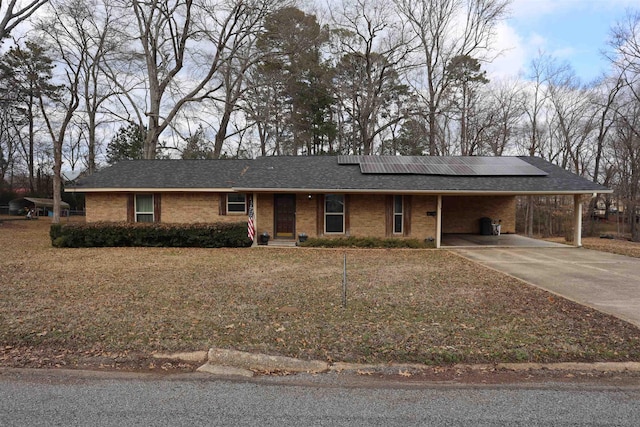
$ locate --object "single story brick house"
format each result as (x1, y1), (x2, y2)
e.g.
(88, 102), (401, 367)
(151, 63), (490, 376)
(66, 155), (610, 248)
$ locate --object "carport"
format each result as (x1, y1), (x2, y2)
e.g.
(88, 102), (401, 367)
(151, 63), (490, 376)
(436, 193), (591, 248)
(417, 156), (613, 248)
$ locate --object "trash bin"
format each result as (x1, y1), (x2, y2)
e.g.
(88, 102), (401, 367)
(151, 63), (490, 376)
(480, 217), (493, 235)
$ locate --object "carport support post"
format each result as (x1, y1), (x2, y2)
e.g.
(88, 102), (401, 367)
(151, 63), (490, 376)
(574, 194), (582, 247)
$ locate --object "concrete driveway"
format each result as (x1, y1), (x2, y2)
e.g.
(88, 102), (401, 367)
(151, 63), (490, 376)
(454, 247), (640, 328)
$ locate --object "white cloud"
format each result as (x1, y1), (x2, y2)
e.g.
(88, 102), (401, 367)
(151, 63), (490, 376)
(486, 22), (561, 79)
(485, 22), (528, 78)
(507, 0), (562, 20)
(552, 46), (576, 60)
(508, 0), (639, 20)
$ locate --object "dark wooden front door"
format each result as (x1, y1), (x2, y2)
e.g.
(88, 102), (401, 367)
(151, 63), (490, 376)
(274, 194), (296, 238)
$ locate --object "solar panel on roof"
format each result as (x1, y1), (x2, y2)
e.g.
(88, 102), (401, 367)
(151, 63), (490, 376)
(345, 156), (547, 176)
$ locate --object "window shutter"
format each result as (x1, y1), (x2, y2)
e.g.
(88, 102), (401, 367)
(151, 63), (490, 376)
(127, 194), (134, 223)
(316, 194), (324, 236)
(154, 193), (162, 223)
(344, 194), (350, 235)
(385, 195), (393, 237)
(219, 193), (227, 215)
(403, 195), (412, 236)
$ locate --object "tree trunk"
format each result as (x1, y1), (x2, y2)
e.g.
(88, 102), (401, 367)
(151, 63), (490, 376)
(52, 139), (62, 224)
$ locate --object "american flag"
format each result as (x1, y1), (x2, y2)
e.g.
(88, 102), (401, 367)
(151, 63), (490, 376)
(247, 195), (255, 242)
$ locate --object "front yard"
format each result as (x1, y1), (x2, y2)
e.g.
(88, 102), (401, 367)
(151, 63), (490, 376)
(1, 217), (640, 371)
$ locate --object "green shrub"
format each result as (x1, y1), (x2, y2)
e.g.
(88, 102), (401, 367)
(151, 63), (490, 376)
(299, 236), (435, 249)
(50, 222), (252, 248)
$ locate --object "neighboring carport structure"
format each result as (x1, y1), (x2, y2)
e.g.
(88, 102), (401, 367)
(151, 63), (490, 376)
(9, 197), (70, 217)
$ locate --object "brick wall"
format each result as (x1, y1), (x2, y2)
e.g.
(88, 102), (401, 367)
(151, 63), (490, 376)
(347, 194), (386, 238)
(410, 195), (439, 241)
(256, 193), (274, 236)
(86, 193), (128, 222)
(254, 193), (440, 240)
(86, 191), (514, 237)
(295, 194), (316, 237)
(85, 192), (246, 224)
(441, 195), (516, 234)
(162, 193), (244, 223)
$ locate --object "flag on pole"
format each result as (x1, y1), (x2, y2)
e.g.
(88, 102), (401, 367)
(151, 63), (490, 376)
(247, 195), (255, 242)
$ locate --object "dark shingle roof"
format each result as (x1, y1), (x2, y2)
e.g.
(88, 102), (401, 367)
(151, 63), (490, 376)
(72, 159), (253, 190)
(71, 156), (610, 195)
(235, 156), (609, 194)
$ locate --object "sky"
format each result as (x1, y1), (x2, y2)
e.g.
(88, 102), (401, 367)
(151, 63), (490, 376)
(486, 0), (638, 83)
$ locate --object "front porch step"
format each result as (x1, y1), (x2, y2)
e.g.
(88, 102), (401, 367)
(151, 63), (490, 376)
(266, 239), (298, 248)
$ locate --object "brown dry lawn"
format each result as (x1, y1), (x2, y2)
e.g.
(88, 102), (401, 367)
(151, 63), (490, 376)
(546, 236), (640, 258)
(2, 217), (640, 371)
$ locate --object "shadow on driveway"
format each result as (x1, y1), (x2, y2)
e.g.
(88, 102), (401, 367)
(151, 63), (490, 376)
(453, 247), (640, 328)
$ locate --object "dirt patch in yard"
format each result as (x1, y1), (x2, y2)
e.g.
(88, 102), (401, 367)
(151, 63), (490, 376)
(2, 218), (640, 373)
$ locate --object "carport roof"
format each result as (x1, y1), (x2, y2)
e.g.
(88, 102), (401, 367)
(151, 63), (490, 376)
(22, 197), (70, 209)
(68, 156), (611, 195)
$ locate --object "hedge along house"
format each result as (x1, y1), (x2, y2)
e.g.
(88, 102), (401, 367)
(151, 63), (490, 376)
(67, 155), (611, 248)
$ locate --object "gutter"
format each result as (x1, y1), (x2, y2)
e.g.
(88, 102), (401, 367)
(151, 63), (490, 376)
(232, 187), (613, 196)
(66, 187), (613, 196)
(65, 187), (235, 193)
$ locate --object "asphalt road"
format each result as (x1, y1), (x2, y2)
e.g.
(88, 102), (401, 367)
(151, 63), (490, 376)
(1, 369), (640, 426)
(454, 247), (640, 327)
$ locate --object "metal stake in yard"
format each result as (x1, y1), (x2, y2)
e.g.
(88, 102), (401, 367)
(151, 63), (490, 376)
(342, 252), (347, 308)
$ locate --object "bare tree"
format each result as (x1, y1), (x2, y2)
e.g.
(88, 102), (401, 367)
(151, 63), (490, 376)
(34, 36), (82, 223)
(330, 0), (412, 155)
(611, 99), (640, 241)
(611, 10), (640, 75)
(109, 0), (283, 160)
(545, 65), (596, 174)
(518, 52), (554, 236)
(477, 77), (524, 155)
(38, 0), (120, 174)
(608, 9), (640, 241)
(0, 0), (48, 41)
(393, 0), (509, 155)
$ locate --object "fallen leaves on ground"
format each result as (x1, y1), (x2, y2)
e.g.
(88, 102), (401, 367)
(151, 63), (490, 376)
(1, 217), (640, 372)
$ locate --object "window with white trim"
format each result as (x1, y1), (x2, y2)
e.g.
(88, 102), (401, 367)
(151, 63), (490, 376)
(325, 194), (344, 234)
(227, 193), (247, 213)
(135, 194), (154, 223)
(393, 195), (403, 234)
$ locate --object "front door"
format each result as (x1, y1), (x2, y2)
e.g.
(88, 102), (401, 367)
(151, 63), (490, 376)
(274, 194), (296, 238)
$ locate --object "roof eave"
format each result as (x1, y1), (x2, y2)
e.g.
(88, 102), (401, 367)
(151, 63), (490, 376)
(233, 188), (613, 196)
(65, 187), (235, 193)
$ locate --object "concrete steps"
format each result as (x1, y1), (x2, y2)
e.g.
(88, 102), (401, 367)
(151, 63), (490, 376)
(266, 239), (298, 248)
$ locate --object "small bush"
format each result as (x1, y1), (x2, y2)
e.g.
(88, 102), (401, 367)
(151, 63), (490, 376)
(299, 236), (435, 249)
(50, 222), (252, 248)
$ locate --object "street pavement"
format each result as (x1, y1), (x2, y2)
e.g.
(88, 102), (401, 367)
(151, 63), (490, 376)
(1, 369), (640, 426)
(454, 247), (640, 327)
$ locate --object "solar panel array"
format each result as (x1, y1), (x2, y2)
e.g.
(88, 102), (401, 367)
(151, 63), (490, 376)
(337, 156), (548, 176)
